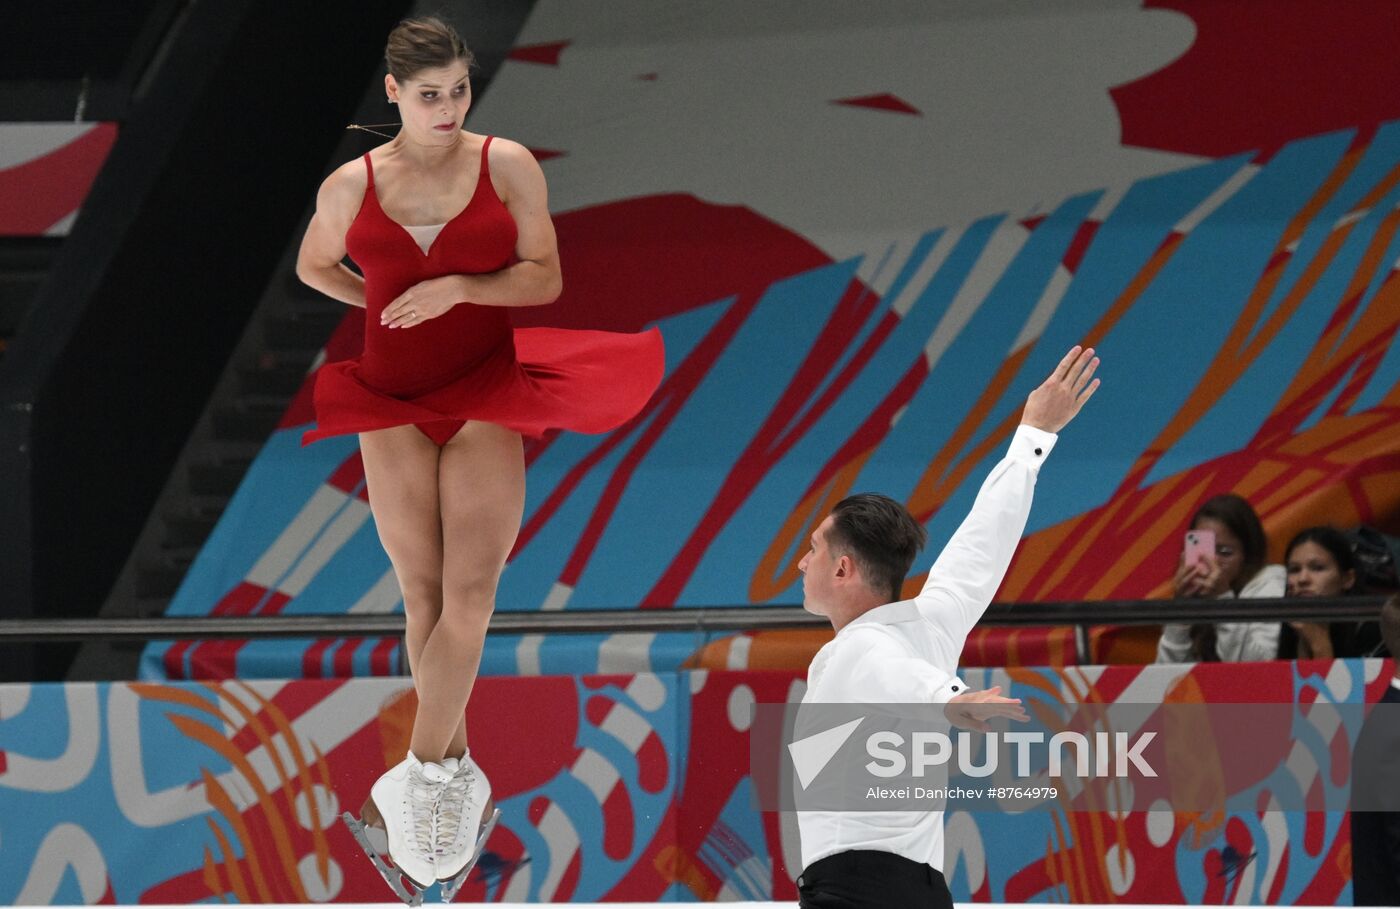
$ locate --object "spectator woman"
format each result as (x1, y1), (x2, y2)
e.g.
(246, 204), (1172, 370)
(1157, 494), (1283, 662)
(1279, 526), (1380, 659)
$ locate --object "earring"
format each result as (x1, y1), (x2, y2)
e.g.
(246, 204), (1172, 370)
(387, 97), (397, 104)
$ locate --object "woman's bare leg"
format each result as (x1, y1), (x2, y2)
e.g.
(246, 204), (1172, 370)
(408, 421), (524, 763)
(358, 426), (445, 697)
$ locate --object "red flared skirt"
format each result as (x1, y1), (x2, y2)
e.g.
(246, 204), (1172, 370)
(301, 326), (664, 446)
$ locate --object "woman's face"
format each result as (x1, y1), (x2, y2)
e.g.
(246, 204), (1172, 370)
(1286, 541), (1355, 598)
(1194, 517), (1245, 589)
(386, 61), (472, 146)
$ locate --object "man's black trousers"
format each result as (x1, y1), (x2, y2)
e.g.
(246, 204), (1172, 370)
(797, 850), (954, 908)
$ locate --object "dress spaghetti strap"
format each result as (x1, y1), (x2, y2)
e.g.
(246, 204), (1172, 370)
(363, 152), (375, 188)
(479, 136), (493, 184)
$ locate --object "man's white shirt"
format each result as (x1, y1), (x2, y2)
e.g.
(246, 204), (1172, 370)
(797, 423), (1057, 874)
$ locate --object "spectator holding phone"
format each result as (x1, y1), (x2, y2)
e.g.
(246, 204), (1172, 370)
(1278, 526), (1381, 660)
(1157, 494), (1283, 663)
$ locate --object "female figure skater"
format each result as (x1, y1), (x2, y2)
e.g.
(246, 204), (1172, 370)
(295, 17), (663, 900)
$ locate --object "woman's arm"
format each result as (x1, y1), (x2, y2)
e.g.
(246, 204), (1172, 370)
(1156, 625), (1193, 663)
(380, 139), (561, 328)
(1290, 622), (1334, 660)
(295, 161), (367, 309)
(462, 138), (562, 306)
(1234, 565), (1285, 661)
(1236, 622), (1281, 662)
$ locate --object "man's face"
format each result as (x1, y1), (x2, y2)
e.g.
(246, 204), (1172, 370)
(798, 515), (840, 615)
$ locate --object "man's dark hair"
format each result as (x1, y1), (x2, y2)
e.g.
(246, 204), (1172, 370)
(1381, 594), (1400, 660)
(827, 493), (928, 602)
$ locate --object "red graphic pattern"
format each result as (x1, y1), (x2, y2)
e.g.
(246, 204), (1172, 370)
(1111, 1), (1400, 157)
(0, 124), (117, 235)
(831, 93), (922, 116)
(508, 41), (571, 66)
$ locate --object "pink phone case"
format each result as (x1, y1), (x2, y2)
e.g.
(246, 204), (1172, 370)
(1184, 529), (1216, 568)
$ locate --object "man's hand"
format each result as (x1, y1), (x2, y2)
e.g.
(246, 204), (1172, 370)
(944, 686), (1029, 733)
(1021, 346), (1100, 433)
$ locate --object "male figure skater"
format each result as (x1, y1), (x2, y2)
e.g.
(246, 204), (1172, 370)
(794, 346), (1100, 909)
(1351, 595), (1400, 906)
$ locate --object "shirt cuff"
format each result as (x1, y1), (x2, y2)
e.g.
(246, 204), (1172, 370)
(1010, 423), (1057, 467)
(929, 675), (969, 705)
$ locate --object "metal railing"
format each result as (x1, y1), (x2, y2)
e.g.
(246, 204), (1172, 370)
(0, 596), (1388, 642)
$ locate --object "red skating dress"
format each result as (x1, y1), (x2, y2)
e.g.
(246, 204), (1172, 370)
(302, 136), (664, 447)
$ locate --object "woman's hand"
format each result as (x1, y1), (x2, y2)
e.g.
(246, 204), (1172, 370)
(1193, 557), (1230, 597)
(380, 275), (466, 329)
(1288, 621), (1334, 660)
(1174, 553), (1225, 598)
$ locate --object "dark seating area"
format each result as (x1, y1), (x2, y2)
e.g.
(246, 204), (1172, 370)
(0, 0), (179, 120)
(0, 2), (180, 362)
(0, 0), (419, 685)
(0, 237), (59, 356)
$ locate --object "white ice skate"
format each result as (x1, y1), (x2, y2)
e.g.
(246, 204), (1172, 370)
(342, 753), (451, 906)
(435, 753), (501, 903)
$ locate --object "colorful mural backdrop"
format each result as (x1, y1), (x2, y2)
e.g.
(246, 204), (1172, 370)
(0, 123), (117, 236)
(2, 659), (1392, 904)
(144, 7), (1400, 680)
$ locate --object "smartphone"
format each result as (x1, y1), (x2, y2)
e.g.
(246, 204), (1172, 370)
(1184, 529), (1216, 568)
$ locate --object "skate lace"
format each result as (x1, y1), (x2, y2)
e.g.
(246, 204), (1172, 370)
(434, 764), (475, 854)
(406, 767), (441, 857)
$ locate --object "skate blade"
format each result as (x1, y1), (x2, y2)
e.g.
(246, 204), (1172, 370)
(342, 810), (429, 907)
(438, 808), (502, 903)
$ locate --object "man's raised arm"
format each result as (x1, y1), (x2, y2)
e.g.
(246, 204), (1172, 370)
(914, 346), (1100, 651)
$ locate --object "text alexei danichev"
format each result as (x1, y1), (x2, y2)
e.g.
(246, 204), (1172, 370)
(865, 785), (1060, 801)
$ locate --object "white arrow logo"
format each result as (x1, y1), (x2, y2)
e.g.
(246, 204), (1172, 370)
(788, 717), (864, 790)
